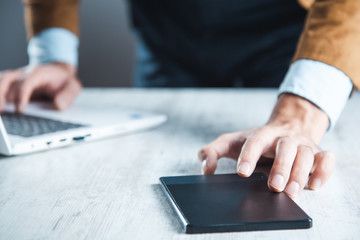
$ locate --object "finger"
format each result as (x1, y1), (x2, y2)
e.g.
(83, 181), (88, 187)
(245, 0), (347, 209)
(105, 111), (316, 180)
(308, 151), (335, 190)
(6, 81), (18, 102)
(53, 78), (82, 110)
(0, 71), (21, 111)
(268, 137), (298, 192)
(284, 145), (314, 198)
(198, 147), (218, 175)
(198, 133), (243, 175)
(16, 73), (43, 112)
(237, 133), (273, 177)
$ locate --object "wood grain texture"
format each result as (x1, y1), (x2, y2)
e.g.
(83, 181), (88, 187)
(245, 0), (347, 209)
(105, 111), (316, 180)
(0, 88), (359, 240)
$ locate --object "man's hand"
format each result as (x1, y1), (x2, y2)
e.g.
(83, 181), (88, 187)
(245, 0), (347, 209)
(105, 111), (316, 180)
(0, 62), (82, 112)
(198, 93), (335, 198)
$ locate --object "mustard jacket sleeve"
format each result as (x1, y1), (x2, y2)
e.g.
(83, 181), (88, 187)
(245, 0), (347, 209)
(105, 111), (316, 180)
(23, 0), (80, 39)
(295, 0), (360, 89)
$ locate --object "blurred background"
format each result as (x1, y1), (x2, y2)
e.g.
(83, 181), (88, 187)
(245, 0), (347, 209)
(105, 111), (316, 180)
(0, 0), (135, 87)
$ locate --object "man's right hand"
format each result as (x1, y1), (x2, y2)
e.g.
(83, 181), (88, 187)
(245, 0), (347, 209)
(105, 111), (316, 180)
(0, 62), (81, 112)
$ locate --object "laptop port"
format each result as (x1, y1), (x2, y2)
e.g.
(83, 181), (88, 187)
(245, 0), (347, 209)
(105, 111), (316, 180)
(73, 136), (85, 141)
(73, 134), (91, 142)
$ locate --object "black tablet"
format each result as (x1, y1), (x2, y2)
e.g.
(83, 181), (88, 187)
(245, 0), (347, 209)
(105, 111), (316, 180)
(159, 173), (312, 233)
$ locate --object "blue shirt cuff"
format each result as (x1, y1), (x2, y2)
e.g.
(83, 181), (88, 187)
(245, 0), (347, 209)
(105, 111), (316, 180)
(279, 59), (353, 130)
(27, 28), (79, 66)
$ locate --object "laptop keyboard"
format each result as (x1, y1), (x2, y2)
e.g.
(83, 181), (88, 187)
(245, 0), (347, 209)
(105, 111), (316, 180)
(1, 112), (85, 137)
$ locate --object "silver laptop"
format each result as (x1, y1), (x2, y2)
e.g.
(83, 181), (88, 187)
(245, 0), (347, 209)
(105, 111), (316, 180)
(0, 102), (167, 156)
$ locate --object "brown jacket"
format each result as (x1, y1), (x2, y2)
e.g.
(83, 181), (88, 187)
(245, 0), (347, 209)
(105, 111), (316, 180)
(23, 0), (360, 89)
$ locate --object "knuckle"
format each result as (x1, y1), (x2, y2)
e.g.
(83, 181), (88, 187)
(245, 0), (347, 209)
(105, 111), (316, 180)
(246, 135), (264, 146)
(256, 125), (272, 136)
(278, 136), (296, 146)
(297, 145), (314, 155)
(281, 136), (293, 142)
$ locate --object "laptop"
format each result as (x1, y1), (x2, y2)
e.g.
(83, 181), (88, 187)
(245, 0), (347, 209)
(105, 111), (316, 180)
(0, 101), (167, 156)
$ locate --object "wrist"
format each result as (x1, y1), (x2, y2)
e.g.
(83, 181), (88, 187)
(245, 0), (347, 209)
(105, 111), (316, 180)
(267, 93), (329, 143)
(52, 62), (77, 75)
(279, 59), (352, 130)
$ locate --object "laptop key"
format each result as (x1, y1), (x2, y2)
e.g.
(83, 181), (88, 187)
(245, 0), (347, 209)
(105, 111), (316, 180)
(1, 112), (86, 137)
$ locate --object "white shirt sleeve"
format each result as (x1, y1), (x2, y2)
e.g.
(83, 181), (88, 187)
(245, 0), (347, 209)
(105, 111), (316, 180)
(279, 59), (353, 130)
(27, 28), (79, 66)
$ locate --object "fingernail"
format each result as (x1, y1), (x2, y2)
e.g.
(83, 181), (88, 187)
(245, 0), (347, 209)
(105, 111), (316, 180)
(270, 174), (284, 191)
(201, 160), (207, 174)
(310, 178), (322, 190)
(238, 162), (251, 176)
(285, 181), (300, 198)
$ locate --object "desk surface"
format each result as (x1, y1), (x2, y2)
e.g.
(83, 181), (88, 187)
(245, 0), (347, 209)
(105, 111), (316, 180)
(0, 88), (359, 240)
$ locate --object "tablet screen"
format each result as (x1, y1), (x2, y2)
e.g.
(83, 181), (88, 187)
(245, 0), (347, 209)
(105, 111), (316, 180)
(160, 173), (312, 233)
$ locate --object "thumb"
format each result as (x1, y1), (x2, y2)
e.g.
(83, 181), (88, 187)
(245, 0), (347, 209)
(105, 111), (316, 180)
(53, 78), (82, 110)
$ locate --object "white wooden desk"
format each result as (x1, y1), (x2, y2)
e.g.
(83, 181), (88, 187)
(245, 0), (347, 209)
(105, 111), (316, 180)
(0, 88), (359, 240)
